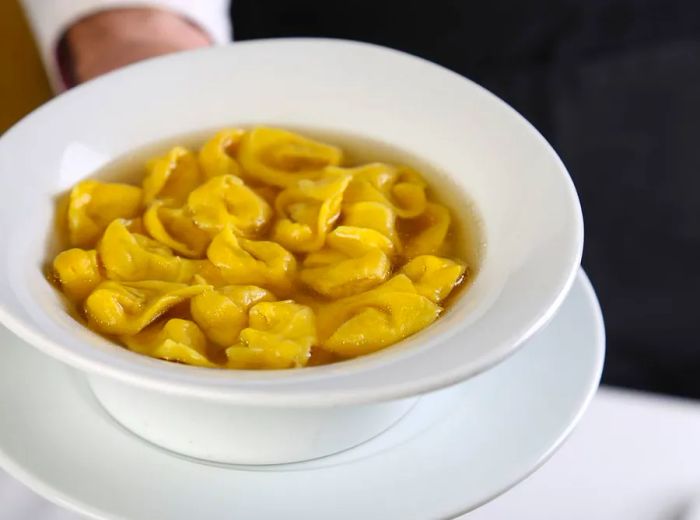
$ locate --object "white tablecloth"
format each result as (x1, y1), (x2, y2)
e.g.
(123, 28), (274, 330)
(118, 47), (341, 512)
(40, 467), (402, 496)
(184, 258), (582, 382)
(2, 387), (700, 520)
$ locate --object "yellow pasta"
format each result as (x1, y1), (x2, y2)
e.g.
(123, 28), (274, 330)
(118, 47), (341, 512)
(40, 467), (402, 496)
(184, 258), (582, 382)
(192, 260), (229, 287)
(143, 146), (202, 205)
(401, 202), (452, 258)
(123, 319), (216, 368)
(237, 127), (343, 187)
(187, 174), (272, 237)
(143, 201), (210, 258)
(191, 285), (275, 347)
(98, 219), (196, 283)
(336, 163), (427, 218)
(207, 226), (297, 294)
(52, 248), (103, 302)
(50, 127), (472, 369)
(85, 280), (209, 335)
(272, 172), (352, 252)
(301, 227), (392, 298)
(342, 201), (401, 252)
(67, 180), (142, 248)
(198, 128), (245, 179)
(315, 275), (441, 357)
(327, 226), (395, 256)
(226, 301), (316, 369)
(401, 255), (466, 304)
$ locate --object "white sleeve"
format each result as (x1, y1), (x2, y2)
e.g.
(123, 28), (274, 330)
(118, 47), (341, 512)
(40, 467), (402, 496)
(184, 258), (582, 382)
(20, 0), (232, 91)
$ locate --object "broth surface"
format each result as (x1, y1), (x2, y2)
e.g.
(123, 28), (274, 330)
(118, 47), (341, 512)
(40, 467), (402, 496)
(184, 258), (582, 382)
(48, 127), (484, 369)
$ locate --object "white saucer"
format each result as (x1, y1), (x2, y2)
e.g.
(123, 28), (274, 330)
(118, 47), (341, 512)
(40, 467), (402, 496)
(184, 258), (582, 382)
(0, 270), (604, 520)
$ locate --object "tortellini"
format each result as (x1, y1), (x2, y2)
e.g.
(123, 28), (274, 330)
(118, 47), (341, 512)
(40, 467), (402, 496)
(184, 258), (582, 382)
(143, 146), (202, 205)
(191, 285), (275, 346)
(198, 128), (245, 179)
(192, 260), (229, 287)
(85, 280), (209, 335)
(123, 319), (215, 368)
(401, 255), (466, 304)
(226, 301), (316, 369)
(52, 248), (103, 302)
(301, 227), (391, 298)
(342, 201), (401, 251)
(67, 180), (142, 248)
(207, 226), (297, 293)
(237, 127), (343, 187)
(326, 225), (395, 256)
(188, 175), (272, 237)
(98, 219), (196, 283)
(273, 172), (352, 252)
(337, 163), (427, 218)
(402, 203), (452, 258)
(316, 275), (441, 357)
(51, 127), (472, 370)
(143, 201), (210, 258)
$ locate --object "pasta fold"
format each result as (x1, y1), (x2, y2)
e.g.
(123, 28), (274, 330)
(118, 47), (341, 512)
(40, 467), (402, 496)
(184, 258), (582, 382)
(85, 280), (209, 335)
(301, 226), (392, 298)
(143, 201), (210, 258)
(207, 226), (296, 293)
(401, 255), (465, 303)
(190, 285), (275, 346)
(273, 172), (352, 252)
(52, 248), (103, 302)
(337, 163), (427, 218)
(99, 219), (196, 282)
(237, 127), (342, 187)
(67, 180), (142, 248)
(143, 146), (201, 205)
(122, 319), (215, 368)
(187, 174), (272, 237)
(316, 275), (441, 357)
(226, 301), (316, 369)
(198, 128), (245, 179)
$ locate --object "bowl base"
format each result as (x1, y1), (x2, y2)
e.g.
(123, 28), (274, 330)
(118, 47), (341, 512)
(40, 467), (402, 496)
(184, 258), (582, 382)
(87, 374), (419, 465)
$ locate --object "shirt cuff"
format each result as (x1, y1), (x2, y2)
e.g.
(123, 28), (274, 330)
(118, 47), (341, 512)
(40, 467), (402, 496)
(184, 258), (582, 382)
(20, 0), (232, 92)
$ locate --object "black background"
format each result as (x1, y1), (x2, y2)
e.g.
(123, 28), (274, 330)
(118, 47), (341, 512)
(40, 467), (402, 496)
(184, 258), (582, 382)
(230, 0), (700, 398)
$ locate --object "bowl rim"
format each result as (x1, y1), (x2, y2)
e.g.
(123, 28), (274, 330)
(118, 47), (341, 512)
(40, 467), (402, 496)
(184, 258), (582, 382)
(0, 38), (583, 407)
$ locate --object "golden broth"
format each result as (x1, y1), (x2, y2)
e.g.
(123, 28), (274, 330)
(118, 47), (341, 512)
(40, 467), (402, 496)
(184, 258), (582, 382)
(48, 127), (484, 369)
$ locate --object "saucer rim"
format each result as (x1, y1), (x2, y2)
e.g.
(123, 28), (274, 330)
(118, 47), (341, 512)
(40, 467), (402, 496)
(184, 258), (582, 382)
(0, 269), (604, 520)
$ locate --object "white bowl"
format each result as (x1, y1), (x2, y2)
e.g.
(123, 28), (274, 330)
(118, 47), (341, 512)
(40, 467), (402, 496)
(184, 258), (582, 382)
(0, 39), (582, 464)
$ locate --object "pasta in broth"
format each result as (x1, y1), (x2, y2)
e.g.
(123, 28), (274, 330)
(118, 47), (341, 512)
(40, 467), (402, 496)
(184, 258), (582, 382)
(50, 127), (478, 370)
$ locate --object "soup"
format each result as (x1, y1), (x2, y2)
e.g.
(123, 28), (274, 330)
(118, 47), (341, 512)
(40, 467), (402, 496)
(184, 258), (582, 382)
(49, 127), (481, 369)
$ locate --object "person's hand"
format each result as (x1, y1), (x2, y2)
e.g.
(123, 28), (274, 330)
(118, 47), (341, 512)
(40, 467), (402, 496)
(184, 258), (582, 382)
(63, 8), (212, 85)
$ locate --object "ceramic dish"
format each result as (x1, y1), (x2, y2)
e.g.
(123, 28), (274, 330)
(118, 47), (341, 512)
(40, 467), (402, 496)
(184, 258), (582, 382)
(0, 39), (583, 463)
(0, 271), (603, 519)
